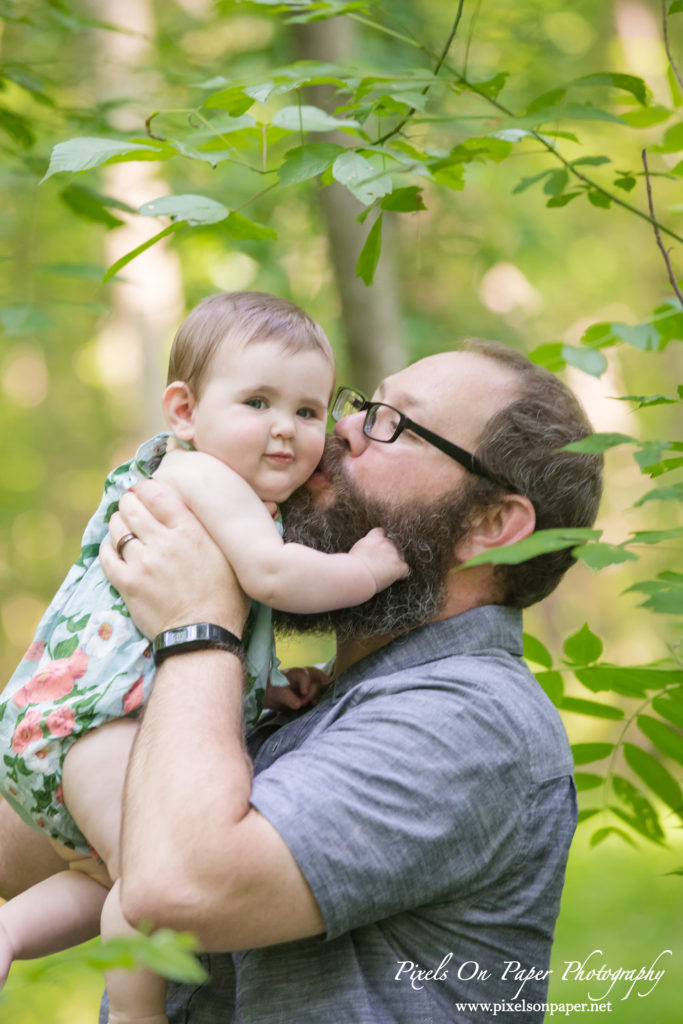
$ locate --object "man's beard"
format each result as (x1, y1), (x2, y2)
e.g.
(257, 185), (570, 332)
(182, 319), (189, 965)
(275, 437), (478, 643)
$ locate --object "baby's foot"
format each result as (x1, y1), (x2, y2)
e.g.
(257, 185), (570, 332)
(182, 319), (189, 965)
(0, 919), (14, 988)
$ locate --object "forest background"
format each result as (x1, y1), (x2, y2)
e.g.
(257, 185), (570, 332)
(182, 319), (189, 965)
(0, 0), (681, 1021)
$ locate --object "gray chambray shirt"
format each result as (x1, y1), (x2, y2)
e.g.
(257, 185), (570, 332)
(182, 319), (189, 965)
(102, 604), (577, 1024)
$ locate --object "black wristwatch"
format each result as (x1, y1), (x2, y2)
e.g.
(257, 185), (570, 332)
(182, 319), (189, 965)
(152, 623), (244, 667)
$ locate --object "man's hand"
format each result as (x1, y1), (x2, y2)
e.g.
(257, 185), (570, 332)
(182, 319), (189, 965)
(100, 479), (250, 640)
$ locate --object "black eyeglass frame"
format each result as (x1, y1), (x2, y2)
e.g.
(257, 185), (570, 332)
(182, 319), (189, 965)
(331, 386), (510, 489)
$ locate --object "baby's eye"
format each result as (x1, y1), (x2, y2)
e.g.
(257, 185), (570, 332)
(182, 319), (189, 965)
(296, 406), (320, 419)
(245, 397), (268, 409)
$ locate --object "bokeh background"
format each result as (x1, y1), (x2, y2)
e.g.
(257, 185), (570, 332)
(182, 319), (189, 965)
(1, 1), (681, 1020)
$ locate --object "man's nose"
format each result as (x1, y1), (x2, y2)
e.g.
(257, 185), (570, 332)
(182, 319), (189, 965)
(333, 412), (369, 455)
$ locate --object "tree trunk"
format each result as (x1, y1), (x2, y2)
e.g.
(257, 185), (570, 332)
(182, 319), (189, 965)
(293, 18), (405, 391)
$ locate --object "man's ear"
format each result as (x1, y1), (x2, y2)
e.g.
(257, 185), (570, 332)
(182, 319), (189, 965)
(162, 381), (197, 443)
(453, 495), (536, 564)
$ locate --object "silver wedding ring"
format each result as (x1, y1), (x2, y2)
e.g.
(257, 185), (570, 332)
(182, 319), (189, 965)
(116, 532), (138, 559)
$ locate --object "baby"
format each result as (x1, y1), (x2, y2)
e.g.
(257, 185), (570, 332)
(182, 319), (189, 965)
(0, 292), (408, 1024)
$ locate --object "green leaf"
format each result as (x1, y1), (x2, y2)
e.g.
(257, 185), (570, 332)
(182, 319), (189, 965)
(528, 342), (566, 372)
(278, 142), (346, 185)
(82, 930), (207, 983)
(571, 742), (613, 765)
(654, 120), (683, 153)
(512, 169), (553, 195)
(535, 671), (564, 705)
(564, 623), (603, 665)
(611, 321), (661, 350)
(577, 808), (600, 823)
(624, 574), (683, 615)
(590, 826), (636, 848)
(575, 772), (603, 791)
(570, 156), (612, 168)
(380, 186), (426, 213)
(0, 304), (53, 335)
(619, 393), (677, 408)
(103, 223), (182, 283)
(523, 633), (553, 669)
(463, 528), (601, 567)
(60, 184), (124, 228)
(560, 697), (624, 720)
(0, 105), (35, 148)
(669, 0), (683, 13)
(202, 86), (255, 116)
(271, 105), (359, 133)
(561, 344), (608, 376)
(620, 105), (672, 129)
(356, 214), (383, 286)
(574, 542), (639, 570)
(222, 212), (277, 240)
(623, 743), (683, 817)
(611, 776), (665, 844)
(587, 189), (611, 209)
(546, 192), (582, 208)
(637, 715), (683, 767)
(41, 137), (159, 182)
(333, 151), (392, 205)
(627, 527), (683, 544)
(575, 666), (682, 697)
(614, 174), (637, 190)
(564, 432), (637, 453)
(139, 194), (229, 225)
(53, 636), (79, 659)
(653, 693), (683, 731)
(543, 169), (568, 196)
(571, 72), (651, 106)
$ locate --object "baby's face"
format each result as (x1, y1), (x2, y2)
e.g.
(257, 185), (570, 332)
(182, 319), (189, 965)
(187, 338), (335, 503)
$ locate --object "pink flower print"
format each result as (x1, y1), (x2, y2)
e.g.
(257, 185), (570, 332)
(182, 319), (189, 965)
(12, 648), (89, 709)
(123, 676), (144, 714)
(56, 784), (64, 804)
(46, 706), (76, 738)
(25, 640), (46, 662)
(11, 710), (43, 755)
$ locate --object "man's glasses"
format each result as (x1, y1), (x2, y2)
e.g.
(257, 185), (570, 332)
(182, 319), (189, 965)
(331, 387), (507, 488)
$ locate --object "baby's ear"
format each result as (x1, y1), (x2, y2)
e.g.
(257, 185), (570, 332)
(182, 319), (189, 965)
(162, 381), (196, 442)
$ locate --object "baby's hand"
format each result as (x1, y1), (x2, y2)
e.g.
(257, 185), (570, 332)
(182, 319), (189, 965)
(349, 527), (409, 592)
(264, 666), (331, 712)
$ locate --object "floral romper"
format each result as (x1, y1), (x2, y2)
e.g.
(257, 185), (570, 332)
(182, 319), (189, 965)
(0, 433), (285, 854)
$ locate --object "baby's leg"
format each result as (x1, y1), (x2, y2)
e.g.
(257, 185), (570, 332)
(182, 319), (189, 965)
(0, 799), (66, 901)
(101, 880), (168, 1024)
(62, 719), (169, 1024)
(0, 867), (107, 985)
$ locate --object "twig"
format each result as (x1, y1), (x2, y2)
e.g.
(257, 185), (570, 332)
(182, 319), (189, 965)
(662, 0), (683, 96)
(372, 0), (465, 146)
(355, 6), (683, 245)
(642, 147), (683, 305)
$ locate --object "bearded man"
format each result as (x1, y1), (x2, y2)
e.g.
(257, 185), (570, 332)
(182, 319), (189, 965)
(5, 342), (602, 1022)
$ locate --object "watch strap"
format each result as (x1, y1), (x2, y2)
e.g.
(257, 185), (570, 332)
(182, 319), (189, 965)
(152, 623), (244, 667)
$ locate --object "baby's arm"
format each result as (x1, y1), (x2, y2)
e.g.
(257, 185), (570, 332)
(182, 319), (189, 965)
(155, 450), (408, 613)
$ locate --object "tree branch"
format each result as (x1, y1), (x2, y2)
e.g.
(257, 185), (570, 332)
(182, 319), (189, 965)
(662, 0), (683, 96)
(641, 147), (683, 305)
(372, 0), (465, 146)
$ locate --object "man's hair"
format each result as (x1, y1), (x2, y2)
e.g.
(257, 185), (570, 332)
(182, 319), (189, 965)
(464, 339), (603, 609)
(167, 291), (335, 395)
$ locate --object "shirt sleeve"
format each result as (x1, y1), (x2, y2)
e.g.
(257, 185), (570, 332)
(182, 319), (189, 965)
(250, 683), (531, 941)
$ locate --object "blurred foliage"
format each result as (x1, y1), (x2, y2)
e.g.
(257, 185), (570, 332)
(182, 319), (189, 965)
(0, 0), (682, 1019)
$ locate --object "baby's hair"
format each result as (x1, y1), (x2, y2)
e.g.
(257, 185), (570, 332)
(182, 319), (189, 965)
(167, 291), (335, 395)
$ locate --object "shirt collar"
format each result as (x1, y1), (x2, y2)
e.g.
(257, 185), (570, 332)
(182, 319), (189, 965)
(331, 604), (524, 699)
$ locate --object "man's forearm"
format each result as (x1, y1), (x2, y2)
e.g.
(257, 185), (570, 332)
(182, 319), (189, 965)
(120, 649), (252, 935)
